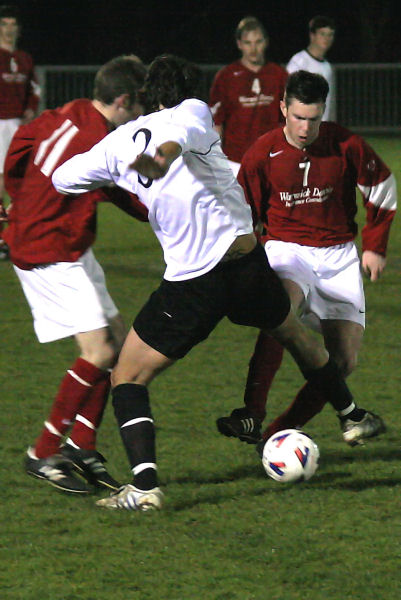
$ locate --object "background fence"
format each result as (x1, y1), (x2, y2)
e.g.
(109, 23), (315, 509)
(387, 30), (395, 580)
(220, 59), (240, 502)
(36, 63), (401, 134)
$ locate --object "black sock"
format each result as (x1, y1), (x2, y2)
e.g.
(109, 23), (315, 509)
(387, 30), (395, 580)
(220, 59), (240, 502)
(337, 406), (366, 422)
(112, 383), (158, 490)
(303, 358), (355, 413)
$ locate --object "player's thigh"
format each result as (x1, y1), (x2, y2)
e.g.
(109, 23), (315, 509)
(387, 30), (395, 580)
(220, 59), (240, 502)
(80, 249), (119, 321)
(108, 313), (127, 352)
(313, 243), (365, 323)
(133, 275), (225, 360)
(321, 319), (364, 377)
(226, 244), (291, 330)
(269, 307), (328, 373)
(14, 250), (117, 342)
(112, 327), (174, 387)
(280, 278), (305, 312)
(75, 326), (116, 369)
(264, 240), (311, 303)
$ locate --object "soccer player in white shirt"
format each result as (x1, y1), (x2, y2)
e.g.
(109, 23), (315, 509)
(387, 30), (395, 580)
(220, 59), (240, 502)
(53, 55), (368, 512)
(287, 15), (336, 121)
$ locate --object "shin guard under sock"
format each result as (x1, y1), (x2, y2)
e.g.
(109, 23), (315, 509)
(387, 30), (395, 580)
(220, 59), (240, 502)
(34, 358), (106, 458)
(112, 383), (158, 490)
(68, 373), (111, 450)
(244, 332), (284, 420)
(303, 358), (353, 413)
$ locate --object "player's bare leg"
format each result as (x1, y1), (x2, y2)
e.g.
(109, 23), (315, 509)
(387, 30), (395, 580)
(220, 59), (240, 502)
(321, 319), (363, 377)
(321, 319), (385, 444)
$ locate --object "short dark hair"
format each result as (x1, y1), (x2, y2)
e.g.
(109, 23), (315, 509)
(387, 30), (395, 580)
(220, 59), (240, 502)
(285, 70), (329, 107)
(142, 54), (202, 113)
(0, 4), (20, 22)
(309, 15), (335, 33)
(93, 55), (146, 106)
(235, 16), (268, 41)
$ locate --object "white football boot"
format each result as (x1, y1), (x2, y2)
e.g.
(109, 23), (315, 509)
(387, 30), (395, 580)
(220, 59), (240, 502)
(96, 484), (164, 511)
(341, 411), (386, 446)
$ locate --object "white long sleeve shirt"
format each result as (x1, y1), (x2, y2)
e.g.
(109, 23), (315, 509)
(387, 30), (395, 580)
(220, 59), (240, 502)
(53, 99), (253, 281)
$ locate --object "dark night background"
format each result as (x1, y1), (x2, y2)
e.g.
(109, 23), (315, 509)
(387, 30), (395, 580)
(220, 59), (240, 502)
(11, 0), (401, 66)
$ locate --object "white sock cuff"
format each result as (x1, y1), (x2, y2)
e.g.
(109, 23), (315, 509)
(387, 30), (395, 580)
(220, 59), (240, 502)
(132, 462), (157, 476)
(44, 421), (63, 437)
(67, 369), (92, 387)
(121, 417), (153, 428)
(338, 402), (356, 418)
(75, 414), (96, 430)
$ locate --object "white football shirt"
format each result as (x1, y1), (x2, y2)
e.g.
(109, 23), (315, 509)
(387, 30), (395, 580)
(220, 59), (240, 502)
(286, 50), (336, 121)
(53, 99), (253, 281)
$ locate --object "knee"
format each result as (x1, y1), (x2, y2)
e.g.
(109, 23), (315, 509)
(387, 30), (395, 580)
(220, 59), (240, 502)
(110, 365), (143, 388)
(332, 354), (357, 378)
(81, 341), (118, 370)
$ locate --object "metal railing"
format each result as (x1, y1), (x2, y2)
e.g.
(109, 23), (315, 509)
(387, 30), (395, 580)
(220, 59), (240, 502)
(335, 63), (401, 132)
(36, 63), (401, 133)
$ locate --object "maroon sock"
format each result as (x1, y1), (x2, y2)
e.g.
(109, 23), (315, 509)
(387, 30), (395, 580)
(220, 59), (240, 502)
(262, 382), (327, 441)
(68, 373), (111, 450)
(34, 358), (106, 458)
(244, 331), (284, 421)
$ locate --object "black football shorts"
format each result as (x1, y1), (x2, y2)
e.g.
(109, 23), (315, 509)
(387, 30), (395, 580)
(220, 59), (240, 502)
(133, 243), (291, 359)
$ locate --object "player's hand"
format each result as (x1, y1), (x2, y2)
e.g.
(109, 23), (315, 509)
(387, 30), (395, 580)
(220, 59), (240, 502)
(21, 108), (35, 124)
(130, 142), (182, 180)
(130, 153), (166, 180)
(362, 250), (386, 281)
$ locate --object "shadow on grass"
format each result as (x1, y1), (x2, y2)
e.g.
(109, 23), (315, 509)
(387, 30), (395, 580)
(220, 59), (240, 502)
(167, 471), (401, 512)
(163, 445), (401, 511)
(320, 444), (401, 465)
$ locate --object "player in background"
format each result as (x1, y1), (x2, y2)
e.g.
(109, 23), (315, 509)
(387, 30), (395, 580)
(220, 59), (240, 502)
(4, 55), (148, 494)
(54, 55), (375, 512)
(217, 70), (396, 450)
(0, 4), (40, 259)
(287, 15), (336, 121)
(209, 16), (287, 176)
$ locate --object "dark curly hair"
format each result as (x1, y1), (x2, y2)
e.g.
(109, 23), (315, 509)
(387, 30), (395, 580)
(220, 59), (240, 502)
(141, 54), (202, 113)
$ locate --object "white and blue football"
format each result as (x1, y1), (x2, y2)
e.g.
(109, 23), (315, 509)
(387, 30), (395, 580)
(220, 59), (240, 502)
(262, 429), (319, 483)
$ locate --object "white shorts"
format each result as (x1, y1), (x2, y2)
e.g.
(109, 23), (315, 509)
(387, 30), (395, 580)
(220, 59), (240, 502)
(265, 240), (365, 331)
(14, 248), (119, 342)
(0, 118), (21, 172)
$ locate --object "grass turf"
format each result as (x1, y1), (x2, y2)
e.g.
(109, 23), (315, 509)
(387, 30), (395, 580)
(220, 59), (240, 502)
(0, 136), (400, 599)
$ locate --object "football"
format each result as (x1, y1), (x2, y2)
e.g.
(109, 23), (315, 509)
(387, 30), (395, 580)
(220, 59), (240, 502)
(262, 429), (319, 483)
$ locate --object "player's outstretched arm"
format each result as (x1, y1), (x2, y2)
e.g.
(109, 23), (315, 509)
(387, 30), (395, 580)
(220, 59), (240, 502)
(130, 142), (182, 180)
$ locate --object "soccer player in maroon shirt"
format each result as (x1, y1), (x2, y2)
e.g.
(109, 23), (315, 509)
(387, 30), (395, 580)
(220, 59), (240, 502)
(209, 16), (287, 176)
(0, 5), (40, 259)
(4, 55), (148, 494)
(53, 55), (371, 511)
(217, 70), (396, 451)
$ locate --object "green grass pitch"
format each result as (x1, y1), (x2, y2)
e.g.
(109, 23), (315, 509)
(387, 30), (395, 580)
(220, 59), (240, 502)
(1, 136), (401, 599)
